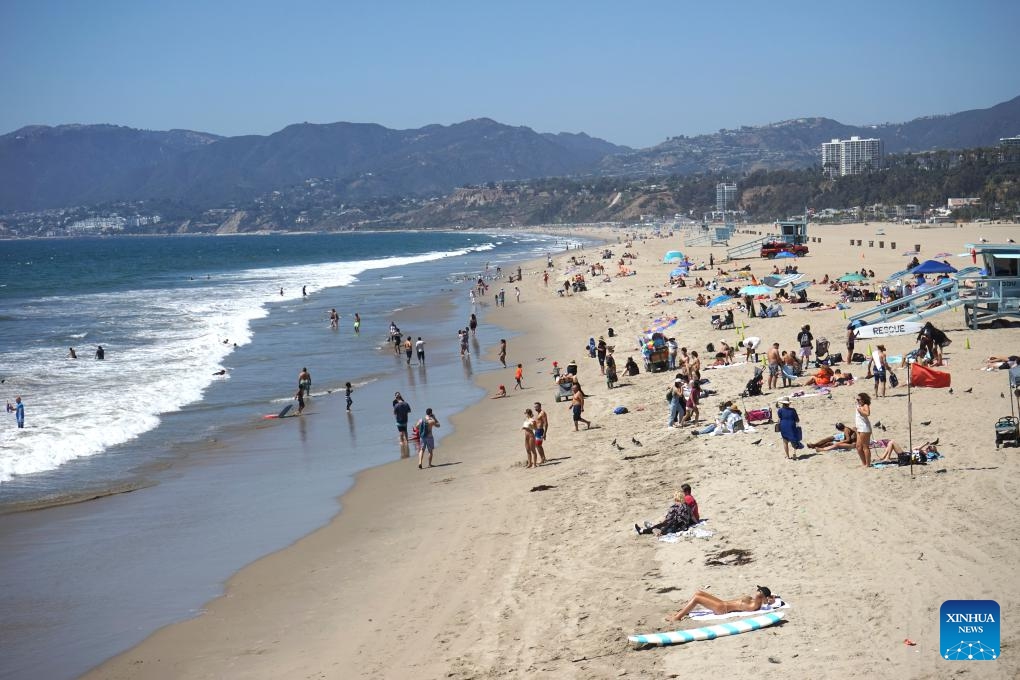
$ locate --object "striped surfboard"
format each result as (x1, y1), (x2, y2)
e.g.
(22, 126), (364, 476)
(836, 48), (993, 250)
(628, 611), (784, 647)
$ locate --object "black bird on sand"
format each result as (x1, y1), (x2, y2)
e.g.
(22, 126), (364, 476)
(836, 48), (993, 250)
(631, 437), (643, 446)
(920, 421), (931, 426)
(964, 387), (973, 393)
(948, 388), (954, 394)
(750, 439), (762, 446)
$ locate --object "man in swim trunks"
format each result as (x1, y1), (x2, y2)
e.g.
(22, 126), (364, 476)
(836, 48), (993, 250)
(393, 393), (412, 443)
(416, 408), (440, 469)
(665, 585), (776, 622)
(569, 384), (591, 430)
(766, 342), (781, 390)
(353, 313), (360, 334)
(533, 402), (549, 464)
(404, 336), (414, 365)
(298, 368), (312, 397)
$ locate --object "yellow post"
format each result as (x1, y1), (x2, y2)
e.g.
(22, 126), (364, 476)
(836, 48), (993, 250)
(867, 344), (872, 356)
(966, 337), (971, 350)
(842, 310), (847, 320)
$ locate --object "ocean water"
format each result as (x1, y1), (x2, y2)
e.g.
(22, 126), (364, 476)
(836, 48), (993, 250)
(0, 230), (593, 680)
(0, 231), (565, 497)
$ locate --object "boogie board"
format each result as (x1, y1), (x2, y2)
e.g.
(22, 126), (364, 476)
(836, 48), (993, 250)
(262, 404), (293, 419)
(628, 611), (784, 647)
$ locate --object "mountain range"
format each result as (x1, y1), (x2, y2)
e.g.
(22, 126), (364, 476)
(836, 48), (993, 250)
(1, 95), (1018, 213)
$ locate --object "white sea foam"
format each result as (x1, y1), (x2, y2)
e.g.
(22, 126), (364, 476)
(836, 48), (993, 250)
(0, 247), (481, 483)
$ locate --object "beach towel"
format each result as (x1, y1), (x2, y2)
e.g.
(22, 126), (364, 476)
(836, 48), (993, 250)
(789, 388), (831, 399)
(657, 523), (715, 542)
(871, 451), (943, 468)
(703, 361), (749, 371)
(689, 598), (790, 621)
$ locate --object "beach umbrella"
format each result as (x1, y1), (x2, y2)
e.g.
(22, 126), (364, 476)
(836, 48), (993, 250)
(838, 272), (868, 283)
(774, 251), (798, 259)
(909, 259), (958, 274)
(933, 252), (953, 258)
(739, 285), (773, 296)
(790, 281), (813, 293)
(663, 250), (684, 263)
(669, 267), (688, 277)
(707, 294), (733, 308)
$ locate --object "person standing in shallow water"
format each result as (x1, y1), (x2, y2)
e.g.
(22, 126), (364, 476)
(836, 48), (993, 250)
(345, 382), (353, 412)
(353, 313), (361, 334)
(415, 337), (425, 365)
(95, 345), (105, 360)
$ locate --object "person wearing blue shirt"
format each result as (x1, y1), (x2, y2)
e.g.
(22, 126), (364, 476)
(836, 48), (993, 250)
(11, 396), (25, 428)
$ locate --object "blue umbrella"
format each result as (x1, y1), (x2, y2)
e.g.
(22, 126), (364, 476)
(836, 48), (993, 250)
(739, 285), (773, 296)
(774, 251), (798, 259)
(663, 250), (684, 263)
(669, 267), (688, 277)
(790, 281), (812, 293)
(910, 259), (958, 274)
(707, 295), (733, 308)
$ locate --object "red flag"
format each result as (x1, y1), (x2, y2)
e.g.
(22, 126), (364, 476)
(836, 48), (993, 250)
(909, 363), (951, 388)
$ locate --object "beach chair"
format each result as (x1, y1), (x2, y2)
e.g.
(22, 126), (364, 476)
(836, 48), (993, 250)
(555, 377), (574, 402)
(781, 365), (800, 384)
(712, 309), (735, 330)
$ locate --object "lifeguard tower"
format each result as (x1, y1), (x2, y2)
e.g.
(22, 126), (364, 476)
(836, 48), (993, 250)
(775, 215), (808, 246)
(848, 243), (1020, 329)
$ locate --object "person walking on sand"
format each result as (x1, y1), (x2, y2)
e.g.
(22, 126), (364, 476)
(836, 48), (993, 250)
(667, 377), (686, 428)
(515, 286), (521, 303)
(522, 408), (538, 468)
(345, 382), (353, 412)
(796, 325), (814, 372)
(393, 393), (412, 443)
(514, 363), (524, 390)
(776, 396), (805, 460)
(416, 408), (440, 469)
(569, 384), (591, 431)
(298, 368), (312, 398)
(665, 586), (777, 623)
(533, 401), (549, 464)
(854, 392), (873, 468)
(499, 339), (507, 368)
(415, 337), (425, 365)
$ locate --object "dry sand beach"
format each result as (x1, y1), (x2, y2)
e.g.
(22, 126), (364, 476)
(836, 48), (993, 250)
(87, 221), (1020, 679)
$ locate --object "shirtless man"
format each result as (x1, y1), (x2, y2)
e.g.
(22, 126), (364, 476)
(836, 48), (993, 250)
(498, 339), (507, 368)
(532, 402), (549, 464)
(665, 586), (776, 622)
(403, 336), (414, 365)
(569, 384), (591, 431)
(297, 368), (312, 397)
(766, 342), (781, 390)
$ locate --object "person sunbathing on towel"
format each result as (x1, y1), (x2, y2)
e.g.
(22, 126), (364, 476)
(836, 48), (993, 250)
(876, 439), (939, 462)
(804, 364), (834, 386)
(665, 586), (776, 622)
(807, 423), (857, 450)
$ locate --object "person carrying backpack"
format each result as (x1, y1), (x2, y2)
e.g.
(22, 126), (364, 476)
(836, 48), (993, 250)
(796, 325), (814, 371)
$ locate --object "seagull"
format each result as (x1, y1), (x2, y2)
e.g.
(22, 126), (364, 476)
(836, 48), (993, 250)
(612, 439), (624, 450)
(964, 387), (973, 393)
(948, 388), (954, 394)
(750, 439), (762, 446)
(920, 421), (931, 426)
(631, 437), (643, 447)
(874, 420), (883, 428)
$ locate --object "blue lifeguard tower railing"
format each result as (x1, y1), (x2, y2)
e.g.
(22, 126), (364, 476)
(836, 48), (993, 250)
(848, 243), (1020, 329)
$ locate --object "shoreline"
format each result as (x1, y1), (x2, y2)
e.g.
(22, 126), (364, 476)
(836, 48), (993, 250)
(81, 243), (604, 679)
(77, 221), (1020, 678)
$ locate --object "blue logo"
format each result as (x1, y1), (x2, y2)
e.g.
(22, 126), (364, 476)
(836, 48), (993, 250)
(940, 600), (999, 660)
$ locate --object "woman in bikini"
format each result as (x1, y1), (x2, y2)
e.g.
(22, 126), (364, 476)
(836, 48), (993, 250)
(521, 408), (537, 468)
(666, 585), (776, 622)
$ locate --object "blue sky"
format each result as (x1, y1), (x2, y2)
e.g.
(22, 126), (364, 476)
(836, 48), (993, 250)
(2, 0), (1018, 148)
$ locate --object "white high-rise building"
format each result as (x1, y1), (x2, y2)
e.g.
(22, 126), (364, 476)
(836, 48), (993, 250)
(716, 182), (737, 212)
(820, 136), (883, 177)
